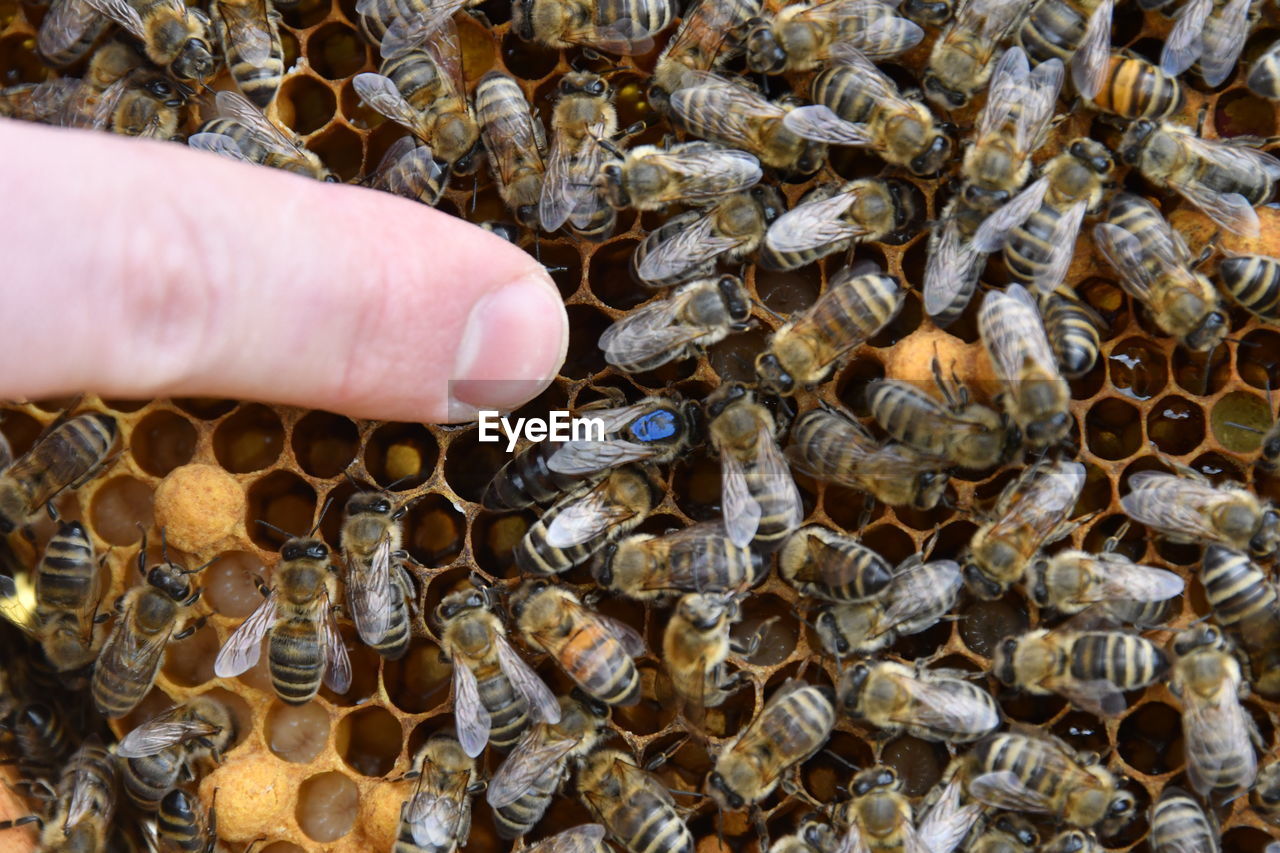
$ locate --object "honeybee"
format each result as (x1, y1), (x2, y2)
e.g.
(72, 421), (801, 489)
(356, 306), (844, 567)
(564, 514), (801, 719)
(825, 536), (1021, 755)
(756, 267), (905, 392)
(1041, 290), (1105, 379)
(1016, 0), (1113, 98)
(156, 788), (217, 853)
(1251, 761), (1280, 825)
(189, 90), (337, 181)
(1160, 0), (1252, 86)
(1199, 545), (1280, 698)
(1217, 251), (1280, 321)
(475, 71), (545, 228)
(992, 628), (1170, 717)
(670, 71), (826, 174)
(37, 0), (111, 68)
(577, 747), (694, 853)
(1025, 542), (1184, 617)
(92, 536), (205, 718)
(743, 0), (923, 74)
(796, 45), (951, 177)
(758, 180), (916, 271)
(1116, 120), (1280, 237)
(768, 818), (837, 853)
(600, 141), (762, 211)
(1086, 53), (1183, 119)
(340, 490), (417, 660)
(396, 734), (484, 853)
(211, 0), (283, 108)
(352, 34), (480, 173)
(867, 365), (1012, 471)
(434, 582), (561, 757)
(0, 739), (118, 851)
(514, 466), (658, 576)
(836, 661), (1000, 743)
(0, 410), (115, 534)
(511, 0), (677, 55)
(80, 0), (215, 84)
(964, 458), (1085, 600)
(663, 591), (752, 709)
(706, 384), (804, 551)
(786, 407), (950, 510)
(1094, 193), (1226, 351)
(213, 535), (352, 706)
(962, 732), (1136, 830)
(600, 276), (752, 371)
(483, 396), (699, 511)
(779, 525), (894, 603)
(1151, 786), (1219, 853)
(1169, 624), (1259, 801)
(633, 188), (783, 287)
(116, 697), (236, 811)
(594, 520), (765, 601)
(924, 0), (1034, 108)
(0, 70), (186, 137)
(353, 0), (471, 58)
(648, 0), (759, 114)
(0, 520), (106, 671)
(1040, 830), (1103, 853)
(158, 783), (218, 850)
(511, 579), (646, 706)
(977, 285), (1072, 450)
(1248, 37), (1280, 99)
(5, 703), (74, 782)
(541, 72), (619, 241)
(705, 680), (835, 810)
(1121, 470), (1280, 556)
(835, 768), (980, 853)
(367, 136), (448, 205)
(487, 694), (609, 838)
(962, 813), (1039, 853)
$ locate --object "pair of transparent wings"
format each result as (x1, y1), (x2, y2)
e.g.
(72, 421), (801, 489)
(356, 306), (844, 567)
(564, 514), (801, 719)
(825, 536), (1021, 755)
(116, 704), (221, 758)
(212, 585), (352, 695)
(189, 90), (311, 167)
(719, 421), (803, 548)
(449, 629), (561, 757)
(599, 281), (724, 370)
(836, 779), (981, 853)
(540, 121), (611, 233)
(977, 284), (1064, 390)
(1161, 0), (1251, 87)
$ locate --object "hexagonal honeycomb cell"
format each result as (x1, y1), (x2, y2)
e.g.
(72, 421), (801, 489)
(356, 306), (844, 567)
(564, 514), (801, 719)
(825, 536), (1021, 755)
(4, 0), (1280, 851)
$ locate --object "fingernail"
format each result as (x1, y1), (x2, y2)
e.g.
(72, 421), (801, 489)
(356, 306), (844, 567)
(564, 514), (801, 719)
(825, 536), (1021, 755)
(449, 271), (568, 416)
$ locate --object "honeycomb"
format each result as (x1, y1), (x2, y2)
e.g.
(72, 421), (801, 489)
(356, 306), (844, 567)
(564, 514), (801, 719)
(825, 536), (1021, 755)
(4, 0), (1280, 850)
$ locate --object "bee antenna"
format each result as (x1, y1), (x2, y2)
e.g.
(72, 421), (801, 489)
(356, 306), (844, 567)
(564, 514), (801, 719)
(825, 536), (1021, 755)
(255, 519), (294, 539)
(135, 524), (149, 576)
(822, 748), (859, 772)
(309, 496), (335, 535)
(160, 526), (172, 565)
(383, 473), (419, 491)
(1226, 421), (1266, 434)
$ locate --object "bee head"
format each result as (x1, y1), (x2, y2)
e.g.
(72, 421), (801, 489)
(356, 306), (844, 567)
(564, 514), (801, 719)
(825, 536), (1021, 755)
(600, 162), (628, 208)
(346, 491), (394, 519)
(994, 815), (1037, 846)
(838, 663), (871, 713)
(148, 563), (193, 601)
(511, 0), (536, 41)
(754, 353), (794, 395)
(815, 608), (849, 656)
(1251, 508), (1280, 557)
(1186, 310), (1228, 352)
(282, 538), (329, 562)
(751, 185), (786, 224)
(705, 771), (745, 810)
(1068, 138), (1114, 175)
(909, 132), (952, 177)
(991, 636), (1019, 684)
(852, 766), (896, 796)
(1118, 120), (1156, 164)
(744, 18), (786, 74)
(923, 74), (968, 110)
(1105, 789), (1137, 826)
(962, 561), (1004, 600)
(706, 382), (749, 419)
(713, 275), (751, 324)
(913, 469), (948, 509)
(1025, 412), (1070, 447)
(794, 141), (826, 176)
(1262, 425), (1280, 467)
(56, 519), (87, 539)
(172, 23), (215, 84)
(1026, 558), (1051, 605)
(140, 75), (185, 108)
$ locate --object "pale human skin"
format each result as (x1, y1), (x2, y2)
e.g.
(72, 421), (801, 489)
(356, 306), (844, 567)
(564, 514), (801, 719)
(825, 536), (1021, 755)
(0, 118), (569, 422)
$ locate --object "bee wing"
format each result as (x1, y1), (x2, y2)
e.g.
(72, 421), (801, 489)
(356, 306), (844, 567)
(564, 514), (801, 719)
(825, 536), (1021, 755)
(656, 143), (763, 199)
(345, 536), (393, 646)
(486, 726), (578, 807)
(1018, 57), (1064, 152)
(117, 716), (220, 758)
(564, 17), (655, 55)
(1183, 681), (1255, 797)
(764, 187), (868, 254)
(543, 485), (637, 549)
(961, 0), (1027, 41)
(373, 138), (446, 201)
(378, 0), (466, 58)
(1168, 138), (1280, 237)
(835, 821), (870, 853)
(671, 71), (782, 144)
(79, 0), (145, 38)
(0, 574), (37, 635)
(978, 46), (1030, 142)
(540, 126), (577, 232)
(599, 614), (647, 657)
(721, 451), (762, 549)
(782, 104), (875, 147)
(480, 95), (545, 188)
(1031, 201), (1087, 298)
(1200, 0), (1251, 86)
(525, 825), (609, 853)
(495, 634), (562, 724)
(65, 751), (112, 830)
(978, 284), (1058, 385)
(968, 770), (1056, 813)
(1093, 555), (1185, 602)
(1161, 0), (1211, 77)
(916, 778), (983, 853)
(218, 0), (273, 65)
(924, 217), (983, 324)
(837, 14), (923, 60)
(352, 72), (421, 133)
(189, 132), (254, 164)
(37, 0), (104, 64)
(636, 209), (746, 284)
(547, 435), (663, 475)
(1049, 677), (1127, 718)
(1093, 222), (1161, 303)
(213, 589), (277, 678)
(451, 655), (491, 757)
(215, 89), (309, 159)
(971, 176), (1049, 253)
(829, 44), (916, 110)
(421, 18), (467, 103)
(407, 788), (468, 849)
(321, 602), (352, 694)
(1120, 472), (1236, 543)
(897, 676), (1000, 739)
(1070, 0), (1112, 99)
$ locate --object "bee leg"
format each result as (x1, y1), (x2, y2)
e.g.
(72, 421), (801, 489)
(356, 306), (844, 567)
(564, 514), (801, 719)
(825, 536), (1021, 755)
(0, 814), (40, 830)
(751, 805), (771, 851)
(252, 575), (270, 597)
(173, 615), (207, 641)
(731, 617), (778, 658)
(643, 734), (690, 770)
